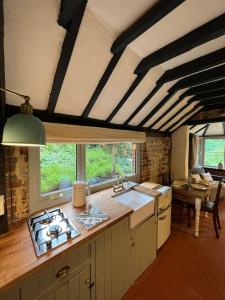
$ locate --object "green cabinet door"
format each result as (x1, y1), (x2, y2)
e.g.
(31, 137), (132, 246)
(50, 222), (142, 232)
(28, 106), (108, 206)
(111, 217), (131, 300)
(132, 215), (157, 282)
(54, 265), (91, 300)
(95, 229), (112, 300)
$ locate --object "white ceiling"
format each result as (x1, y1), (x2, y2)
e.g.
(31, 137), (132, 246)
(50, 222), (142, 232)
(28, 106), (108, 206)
(3, 0), (225, 132)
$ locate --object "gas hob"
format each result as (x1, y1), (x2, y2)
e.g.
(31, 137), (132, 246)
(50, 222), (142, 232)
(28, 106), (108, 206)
(27, 208), (80, 256)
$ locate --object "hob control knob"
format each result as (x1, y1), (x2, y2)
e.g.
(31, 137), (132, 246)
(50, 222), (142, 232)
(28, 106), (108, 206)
(67, 229), (72, 239)
(46, 239), (52, 249)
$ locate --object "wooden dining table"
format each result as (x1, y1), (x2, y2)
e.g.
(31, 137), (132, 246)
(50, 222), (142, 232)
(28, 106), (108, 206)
(172, 185), (210, 237)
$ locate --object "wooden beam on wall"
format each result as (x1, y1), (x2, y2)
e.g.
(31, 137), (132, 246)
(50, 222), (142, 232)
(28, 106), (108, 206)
(6, 105), (170, 137)
(135, 13), (225, 74)
(0, 0), (8, 234)
(47, 0), (87, 114)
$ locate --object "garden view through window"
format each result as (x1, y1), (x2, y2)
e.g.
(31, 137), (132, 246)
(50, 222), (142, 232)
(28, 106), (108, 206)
(40, 143), (136, 194)
(86, 143), (136, 185)
(204, 139), (225, 167)
(40, 144), (77, 194)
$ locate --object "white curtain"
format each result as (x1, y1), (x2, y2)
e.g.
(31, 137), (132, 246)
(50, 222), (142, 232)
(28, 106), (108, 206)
(44, 122), (146, 144)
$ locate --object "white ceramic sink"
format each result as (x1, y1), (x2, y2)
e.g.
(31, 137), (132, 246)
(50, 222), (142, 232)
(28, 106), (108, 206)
(113, 190), (155, 229)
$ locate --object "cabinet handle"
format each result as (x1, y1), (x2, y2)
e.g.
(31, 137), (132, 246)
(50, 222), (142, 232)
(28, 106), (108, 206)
(56, 266), (70, 279)
(159, 215), (167, 221)
(131, 242), (135, 247)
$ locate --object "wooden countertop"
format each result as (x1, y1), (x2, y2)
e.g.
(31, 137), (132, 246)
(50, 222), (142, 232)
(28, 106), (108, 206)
(0, 188), (133, 291)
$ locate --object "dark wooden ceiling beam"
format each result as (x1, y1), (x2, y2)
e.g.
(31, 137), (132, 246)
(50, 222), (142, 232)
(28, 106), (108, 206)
(169, 64), (225, 94)
(126, 48), (225, 126)
(135, 13), (225, 74)
(183, 79), (225, 97)
(139, 65), (225, 129)
(47, 0), (87, 114)
(223, 123), (225, 135)
(112, 0), (185, 54)
(148, 91), (191, 129)
(105, 72), (147, 122)
(195, 98), (225, 107)
(81, 51), (124, 118)
(186, 116), (225, 125)
(167, 107), (201, 132)
(188, 89), (225, 103)
(158, 47), (225, 85)
(138, 92), (175, 128)
(83, 0), (184, 119)
(6, 104), (172, 137)
(157, 102), (191, 131)
(202, 124), (209, 136)
(123, 84), (162, 125)
(194, 124), (208, 135)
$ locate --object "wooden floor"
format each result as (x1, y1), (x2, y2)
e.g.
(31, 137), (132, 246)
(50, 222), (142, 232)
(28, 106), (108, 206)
(123, 202), (225, 300)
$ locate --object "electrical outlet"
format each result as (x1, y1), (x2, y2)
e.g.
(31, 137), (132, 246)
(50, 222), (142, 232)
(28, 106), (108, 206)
(0, 195), (5, 216)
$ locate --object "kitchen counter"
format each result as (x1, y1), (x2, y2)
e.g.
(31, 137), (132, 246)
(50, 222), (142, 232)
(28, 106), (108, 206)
(0, 188), (133, 292)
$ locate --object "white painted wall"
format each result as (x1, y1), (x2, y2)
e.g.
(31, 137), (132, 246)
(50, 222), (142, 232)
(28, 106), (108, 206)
(171, 125), (189, 181)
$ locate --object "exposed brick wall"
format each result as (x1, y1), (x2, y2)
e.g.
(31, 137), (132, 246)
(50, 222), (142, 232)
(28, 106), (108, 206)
(4, 147), (29, 223)
(140, 136), (171, 185)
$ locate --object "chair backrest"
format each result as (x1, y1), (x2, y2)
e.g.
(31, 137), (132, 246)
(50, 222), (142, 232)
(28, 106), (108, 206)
(214, 181), (223, 208)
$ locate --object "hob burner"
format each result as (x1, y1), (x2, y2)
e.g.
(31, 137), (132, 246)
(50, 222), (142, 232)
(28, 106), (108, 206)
(27, 208), (80, 256)
(47, 224), (62, 237)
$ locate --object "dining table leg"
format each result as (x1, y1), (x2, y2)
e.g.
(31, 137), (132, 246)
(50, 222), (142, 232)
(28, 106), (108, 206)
(195, 197), (201, 237)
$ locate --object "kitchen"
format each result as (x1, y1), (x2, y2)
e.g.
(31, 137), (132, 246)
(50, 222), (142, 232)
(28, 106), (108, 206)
(1, 0), (225, 299)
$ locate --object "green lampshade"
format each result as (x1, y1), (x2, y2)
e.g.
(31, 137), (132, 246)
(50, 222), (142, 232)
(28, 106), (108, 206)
(2, 113), (46, 146)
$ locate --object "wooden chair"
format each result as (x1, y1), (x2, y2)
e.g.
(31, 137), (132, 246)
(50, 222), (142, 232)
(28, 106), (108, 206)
(188, 181), (223, 238)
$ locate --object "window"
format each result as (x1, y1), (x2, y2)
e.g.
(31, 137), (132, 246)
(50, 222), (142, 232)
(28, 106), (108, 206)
(40, 144), (77, 194)
(203, 138), (225, 167)
(86, 143), (137, 185)
(29, 142), (140, 212)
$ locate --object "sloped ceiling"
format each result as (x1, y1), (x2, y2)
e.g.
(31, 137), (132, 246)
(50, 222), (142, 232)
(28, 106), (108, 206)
(190, 122), (225, 136)
(3, 0), (225, 133)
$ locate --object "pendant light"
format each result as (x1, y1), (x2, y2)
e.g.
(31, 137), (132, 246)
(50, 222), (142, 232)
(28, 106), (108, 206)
(0, 88), (46, 147)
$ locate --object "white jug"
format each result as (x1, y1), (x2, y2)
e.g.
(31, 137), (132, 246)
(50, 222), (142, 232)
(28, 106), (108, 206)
(72, 181), (90, 208)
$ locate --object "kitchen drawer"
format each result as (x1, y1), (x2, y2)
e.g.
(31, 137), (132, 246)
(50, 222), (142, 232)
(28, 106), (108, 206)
(54, 242), (91, 282)
(158, 191), (171, 211)
(157, 206), (171, 249)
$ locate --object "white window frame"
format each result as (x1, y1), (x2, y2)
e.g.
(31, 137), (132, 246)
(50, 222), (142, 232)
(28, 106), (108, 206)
(199, 137), (225, 168)
(29, 143), (140, 212)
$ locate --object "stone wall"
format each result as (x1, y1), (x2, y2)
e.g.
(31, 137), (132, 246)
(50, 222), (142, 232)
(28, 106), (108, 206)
(140, 135), (171, 185)
(4, 147), (29, 223)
